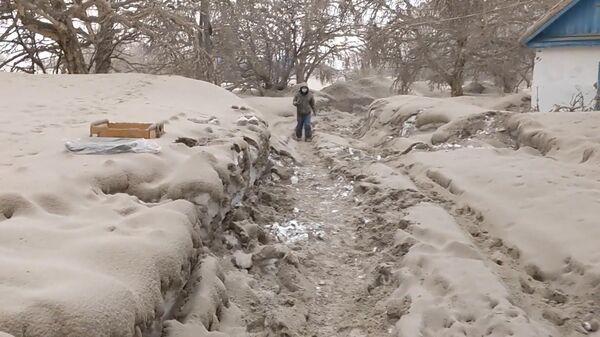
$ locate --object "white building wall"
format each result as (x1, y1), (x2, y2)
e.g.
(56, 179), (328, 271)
(531, 46), (600, 112)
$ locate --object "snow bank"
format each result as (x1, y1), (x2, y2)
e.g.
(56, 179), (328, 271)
(360, 95), (493, 146)
(405, 81), (449, 98)
(350, 92), (600, 335)
(0, 73), (270, 336)
(450, 92), (531, 112)
(311, 131), (556, 337)
(320, 76), (394, 113)
(244, 96), (301, 161)
(407, 147), (600, 298)
(392, 204), (556, 337)
(508, 112), (600, 163)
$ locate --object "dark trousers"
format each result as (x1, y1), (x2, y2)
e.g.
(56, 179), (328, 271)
(296, 113), (312, 139)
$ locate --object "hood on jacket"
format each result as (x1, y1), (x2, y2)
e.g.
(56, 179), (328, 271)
(298, 83), (310, 95)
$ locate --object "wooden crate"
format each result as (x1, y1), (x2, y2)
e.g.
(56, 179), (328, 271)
(90, 119), (165, 139)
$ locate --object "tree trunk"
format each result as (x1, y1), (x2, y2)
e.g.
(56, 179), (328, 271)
(199, 0), (212, 54)
(275, 69), (291, 90)
(449, 75), (464, 97)
(196, 0), (214, 82)
(449, 37), (467, 97)
(59, 34), (87, 74)
(93, 6), (115, 74)
(295, 54), (307, 83)
(399, 81), (411, 95)
(262, 77), (273, 90)
(500, 73), (517, 94)
(295, 64), (306, 84)
(94, 42), (113, 73)
(503, 81), (513, 94)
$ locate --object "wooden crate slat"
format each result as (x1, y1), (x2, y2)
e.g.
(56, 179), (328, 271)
(90, 120), (164, 139)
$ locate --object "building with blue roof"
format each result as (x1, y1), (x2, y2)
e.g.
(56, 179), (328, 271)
(521, 0), (600, 111)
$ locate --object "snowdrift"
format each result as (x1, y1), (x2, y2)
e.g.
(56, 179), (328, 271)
(320, 76), (394, 113)
(508, 112), (600, 163)
(360, 95), (494, 148)
(311, 132), (559, 337)
(0, 73), (270, 337)
(352, 92), (600, 336)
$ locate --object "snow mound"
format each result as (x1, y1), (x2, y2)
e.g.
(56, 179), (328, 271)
(311, 131), (558, 336)
(360, 95), (492, 146)
(392, 204), (556, 337)
(451, 92), (531, 112)
(508, 112), (600, 163)
(0, 73), (270, 336)
(407, 147), (600, 299)
(321, 76), (394, 112)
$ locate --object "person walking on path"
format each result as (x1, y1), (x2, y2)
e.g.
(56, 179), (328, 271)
(293, 84), (317, 141)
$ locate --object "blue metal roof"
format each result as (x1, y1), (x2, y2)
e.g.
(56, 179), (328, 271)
(522, 0), (600, 48)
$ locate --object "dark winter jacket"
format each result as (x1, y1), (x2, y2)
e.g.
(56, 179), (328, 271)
(293, 86), (316, 115)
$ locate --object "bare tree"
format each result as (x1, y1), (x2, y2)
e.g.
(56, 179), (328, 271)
(1, 0), (555, 95)
(212, 0), (353, 93)
(354, 0), (556, 96)
(0, 0), (215, 79)
(130, 0), (215, 81)
(0, 7), (58, 73)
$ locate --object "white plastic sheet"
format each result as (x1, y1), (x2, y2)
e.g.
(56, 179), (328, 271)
(65, 138), (161, 155)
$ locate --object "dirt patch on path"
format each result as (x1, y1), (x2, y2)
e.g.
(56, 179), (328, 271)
(242, 142), (399, 336)
(281, 143), (391, 337)
(161, 139), (410, 336)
